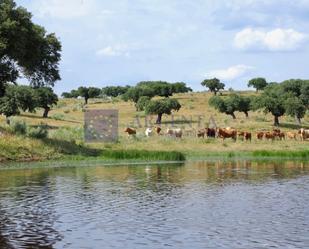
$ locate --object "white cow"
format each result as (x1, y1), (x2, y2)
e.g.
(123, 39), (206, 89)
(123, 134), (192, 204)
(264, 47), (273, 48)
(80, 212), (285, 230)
(145, 128), (153, 137)
(299, 128), (309, 141)
(166, 128), (183, 138)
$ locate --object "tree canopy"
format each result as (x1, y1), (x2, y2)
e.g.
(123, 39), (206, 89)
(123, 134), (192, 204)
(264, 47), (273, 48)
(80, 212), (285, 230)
(0, 84), (36, 122)
(252, 83), (286, 126)
(123, 81), (191, 110)
(201, 78), (225, 95)
(0, 0), (62, 95)
(281, 79), (309, 123)
(122, 86), (156, 104)
(209, 94), (252, 119)
(101, 85), (131, 97)
(77, 87), (101, 104)
(145, 98), (181, 124)
(35, 87), (58, 118)
(248, 78), (268, 92)
(136, 96), (151, 111)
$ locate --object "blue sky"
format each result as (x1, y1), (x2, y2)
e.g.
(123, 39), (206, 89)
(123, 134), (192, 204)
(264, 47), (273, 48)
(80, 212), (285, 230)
(16, 0), (309, 94)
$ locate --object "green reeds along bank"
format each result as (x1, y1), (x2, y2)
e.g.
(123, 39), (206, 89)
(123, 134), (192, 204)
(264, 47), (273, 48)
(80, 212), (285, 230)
(252, 150), (309, 158)
(101, 150), (186, 161)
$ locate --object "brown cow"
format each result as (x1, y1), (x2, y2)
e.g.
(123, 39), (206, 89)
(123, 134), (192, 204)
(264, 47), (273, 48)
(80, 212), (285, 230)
(264, 132), (275, 140)
(299, 128), (309, 141)
(278, 132), (285, 140)
(244, 132), (252, 141)
(286, 131), (297, 140)
(216, 128), (237, 141)
(155, 127), (162, 135)
(256, 131), (264, 140)
(238, 131), (252, 141)
(272, 130), (285, 140)
(124, 127), (136, 137)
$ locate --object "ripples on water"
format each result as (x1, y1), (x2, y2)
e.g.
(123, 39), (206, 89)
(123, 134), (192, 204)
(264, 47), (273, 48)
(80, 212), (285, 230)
(0, 160), (308, 249)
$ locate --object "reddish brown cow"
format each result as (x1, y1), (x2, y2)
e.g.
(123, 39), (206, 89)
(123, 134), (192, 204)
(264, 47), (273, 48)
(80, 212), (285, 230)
(244, 132), (252, 141)
(238, 131), (252, 141)
(216, 128), (237, 141)
(272, 130), (285, 140)
(264, 132), (275, 140)
(237, 131), (245, 139)
(256, 131), (264, 140)
(155, 127), (162, 135)
(124, 127), (136, 136)
(278, 132), (285, 140)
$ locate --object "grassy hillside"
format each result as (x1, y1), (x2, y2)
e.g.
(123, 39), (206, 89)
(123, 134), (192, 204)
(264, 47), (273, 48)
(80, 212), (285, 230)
(0, 91), (308, 162)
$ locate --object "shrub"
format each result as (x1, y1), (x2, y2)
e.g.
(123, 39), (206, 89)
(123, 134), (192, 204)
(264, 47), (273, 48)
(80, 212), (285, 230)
(27, 124), (48, 139)
(49, 126), (84, 144)
(63, 109), (70, 114)
(10, 119), (27, 135)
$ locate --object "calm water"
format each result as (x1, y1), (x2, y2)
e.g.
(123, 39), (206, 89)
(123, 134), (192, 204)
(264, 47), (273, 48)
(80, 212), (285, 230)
(0, 160), (309, 249)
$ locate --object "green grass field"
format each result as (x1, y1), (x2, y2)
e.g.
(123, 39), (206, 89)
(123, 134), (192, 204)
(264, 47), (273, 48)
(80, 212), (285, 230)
(0, 91), (308, 162)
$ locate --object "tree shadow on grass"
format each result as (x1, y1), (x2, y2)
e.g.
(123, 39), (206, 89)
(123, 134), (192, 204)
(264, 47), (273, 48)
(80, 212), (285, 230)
(42, 138), (102, 157)
(20, 114), (82, 124)
(161, 120), (200, 125)
(279, 123), (309, 130)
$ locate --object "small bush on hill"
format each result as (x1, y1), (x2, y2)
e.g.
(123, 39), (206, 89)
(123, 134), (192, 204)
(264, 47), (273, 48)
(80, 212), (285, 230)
(49, 126), (84, 144)
(10, 119), (27, 135)
(27, 124), (48, 139)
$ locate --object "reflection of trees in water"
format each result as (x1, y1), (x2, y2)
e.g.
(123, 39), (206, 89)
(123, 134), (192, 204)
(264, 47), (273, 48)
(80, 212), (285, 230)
(0, 160), (307, 248)
(0, 170), (61, 248)
(0, 207), (13, 249)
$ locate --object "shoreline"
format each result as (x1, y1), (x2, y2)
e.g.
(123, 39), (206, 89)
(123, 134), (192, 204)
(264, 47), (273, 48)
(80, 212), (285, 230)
(1, 149), (309, 170)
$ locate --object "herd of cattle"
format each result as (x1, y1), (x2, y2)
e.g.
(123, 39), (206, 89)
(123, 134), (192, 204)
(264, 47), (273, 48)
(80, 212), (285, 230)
(124, 127), (309, 141)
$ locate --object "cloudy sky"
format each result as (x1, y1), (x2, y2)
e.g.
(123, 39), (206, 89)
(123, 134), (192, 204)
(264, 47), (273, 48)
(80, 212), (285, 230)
(16, 0), (309, 94)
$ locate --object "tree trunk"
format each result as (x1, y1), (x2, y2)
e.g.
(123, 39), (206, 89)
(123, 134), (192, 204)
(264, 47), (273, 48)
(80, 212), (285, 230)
(156, 113), (163, 124)
(231, 113), (236, 119)
(274, 116), (280, 126)
(6, 117), (10, 125)
(244, 111), (249, 118)
(85, 97), (88, 105)
(213, 91), (217, 96)
(295, 115), (301, 125)
(43, 107), (50, 118)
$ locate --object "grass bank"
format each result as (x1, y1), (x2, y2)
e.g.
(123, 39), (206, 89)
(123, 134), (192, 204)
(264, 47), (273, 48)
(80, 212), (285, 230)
(0, 133), (186, 163)
(185, 150), (309, 160)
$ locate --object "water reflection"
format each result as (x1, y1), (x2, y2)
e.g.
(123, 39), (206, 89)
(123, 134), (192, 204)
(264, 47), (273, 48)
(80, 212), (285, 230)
(0, 160), (308, 249)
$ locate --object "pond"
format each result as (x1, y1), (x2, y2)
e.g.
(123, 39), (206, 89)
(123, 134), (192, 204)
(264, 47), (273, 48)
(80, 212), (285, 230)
(0, 160), (308, 249)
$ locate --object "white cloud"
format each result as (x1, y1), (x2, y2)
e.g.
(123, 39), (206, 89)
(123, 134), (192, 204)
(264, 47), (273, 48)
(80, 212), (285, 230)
(205, 65), (254, 80)
(31, 0), (96, 19)
(96, 44), (130, 57)
(234, 28), (308, 51)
